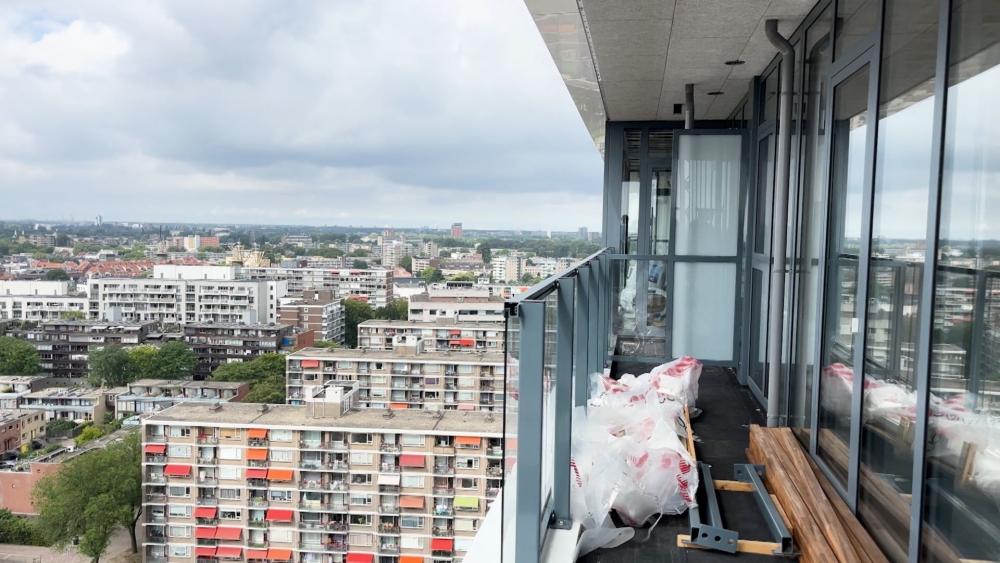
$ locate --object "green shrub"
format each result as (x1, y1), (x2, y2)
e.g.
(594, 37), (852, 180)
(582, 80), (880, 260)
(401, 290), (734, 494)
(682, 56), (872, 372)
(74, 426), (104, 447)
(0, 509), (48, 546)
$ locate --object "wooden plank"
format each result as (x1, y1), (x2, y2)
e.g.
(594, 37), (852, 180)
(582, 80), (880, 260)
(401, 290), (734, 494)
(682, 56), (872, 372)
(770, 493), (794, 537)
(714, 479), (754, 492)
(748, 425), (838, 563)
(676, 534), (781, 555)
(683, 405), (697, 461)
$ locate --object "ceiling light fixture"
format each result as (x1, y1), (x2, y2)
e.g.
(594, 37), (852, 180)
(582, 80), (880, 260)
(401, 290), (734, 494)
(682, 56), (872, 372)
(707, 91), (724, 96)
(724, 60), (746, 66)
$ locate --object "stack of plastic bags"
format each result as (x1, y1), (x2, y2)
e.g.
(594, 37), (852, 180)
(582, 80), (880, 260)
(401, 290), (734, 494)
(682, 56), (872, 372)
(571, 357), (703, 557)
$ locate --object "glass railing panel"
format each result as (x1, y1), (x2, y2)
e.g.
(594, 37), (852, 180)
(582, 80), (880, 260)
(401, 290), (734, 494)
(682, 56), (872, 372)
(540, 291), (558, 517)
(500, 306), (519, 563)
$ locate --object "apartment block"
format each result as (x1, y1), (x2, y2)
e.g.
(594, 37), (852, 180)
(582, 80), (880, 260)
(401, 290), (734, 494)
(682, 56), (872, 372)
(239, 268), (393, 308)
(405, 291), (503, 324)
(20, 387), (106, 423)
(278, 291), (345, 344)
(14, 320), (158, 382)
(281, 235), (314, 248)
(88, 277), (286, 325)
(23, 233), (57, 248)
(0, 280), (73, 296)
(380, 243), (413, 269)
(140, 400), (502, 563)
(115, 380), (251, 416)
(0, 409), (46, 451)
(286, 337), (504, 412)
(0, 376), (49, 410)
(183, 323), (295, 380)
(356, 321), (502, 354)
(0, 294), (89, 321)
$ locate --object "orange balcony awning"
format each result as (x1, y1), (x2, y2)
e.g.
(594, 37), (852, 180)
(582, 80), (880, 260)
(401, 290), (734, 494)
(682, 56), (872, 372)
(449, 330), (461, 335)
(144, 444), (166, 454)
(248, 428), (267, 439)
(195, 547), (217, 557)
(163, 464), (191, 476)
(246, 550), (268, 560)
(399, 495), (424, 509)
(431, 538), (453, 551)
(214, 527), (242, 540)
(454, 436), (480, 447)
(457, 404), (475, 411)
(265, 509), (293, 522)
(195, 527), (216, 539)
(301, 359), (320, 368)
(216, 547), (242, 559)
(265, 549), (292, 561)
(399, 454), (425, 468)
(247, 449), (269, 461)
(448, 339), (461, 345)
(246, 468), (267, 479)
(345, 554), (374, 563)
(390, 403), (408, 410)
(193, 506), (217, 518)
(266, 468), (294, 481)
(399, 557), (423, 563)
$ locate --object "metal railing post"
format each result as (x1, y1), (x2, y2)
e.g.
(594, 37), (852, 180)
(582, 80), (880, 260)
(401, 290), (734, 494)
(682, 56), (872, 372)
(588, 257), (601, 374)
(552, 278), (575, 527)
(574, 266), (591, 406)
(514, 300), (545, 563)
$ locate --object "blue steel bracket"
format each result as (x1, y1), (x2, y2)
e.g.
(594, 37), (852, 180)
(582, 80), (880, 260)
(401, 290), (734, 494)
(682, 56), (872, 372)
(735, 463), (796, 556)
(684, 462), (740, 554)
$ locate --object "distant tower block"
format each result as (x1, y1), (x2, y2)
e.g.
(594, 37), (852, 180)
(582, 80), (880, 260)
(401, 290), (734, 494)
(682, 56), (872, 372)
(451, 223), (463, 238)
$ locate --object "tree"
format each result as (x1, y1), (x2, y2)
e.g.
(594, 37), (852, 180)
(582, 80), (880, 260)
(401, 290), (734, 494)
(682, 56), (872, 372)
(0, 337), (40, 375)
(0, 508), (48, 545)
(33, 430), (143, 561)
(60, 310), (86, 320)
(343, 298), (375, 348)
(349, 248), (369, 257)
(166, 246), (185, 252)
(212, 354), (286, 403)
(155, 341), (198, 379)
(313, 341), (342, 349)
(127, 345), (160, 378)
(352, 259), (369, 269)
(398, 255), (413, 273)
(44, 269), (69, 281)
(420, 268), (444, 283)
(87, 345), (138, 387)
(374, 299), (409, 321)
(448, 273), (476, 282)
(520, 273), (540, 285)
(476, 243), (492, 264)
(55, 233), (71, 247)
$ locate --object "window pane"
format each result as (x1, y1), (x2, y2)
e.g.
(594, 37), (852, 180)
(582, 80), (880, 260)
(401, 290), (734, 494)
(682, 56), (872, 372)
(754, 135), (775, 254)
(835, 0), (878, 60)
(674, 134), (743, 256)
(672, 262), (737, 361)
(922, 0), (1000, 561)
(817, 64), (870, 487)
(790, 6), (833, 439)
(621, 129), (641, 254)
(858, 0), (938, 559)
(762, 69), (779, 123)
(651, 169), (671, 255)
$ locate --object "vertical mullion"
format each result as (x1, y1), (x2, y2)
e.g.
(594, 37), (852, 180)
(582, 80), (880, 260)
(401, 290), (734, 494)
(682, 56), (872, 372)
(574, 266), (591, 406)
(514, 300), (545, 563)
(908, 0), (952, 557)
(588, 259), (600, 374)
(637, 128), (652, 256)
(552, 277), (575, 526)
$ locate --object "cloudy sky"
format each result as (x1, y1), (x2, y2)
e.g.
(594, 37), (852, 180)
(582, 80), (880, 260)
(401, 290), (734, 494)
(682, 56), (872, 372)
(0, 1), (604, 231)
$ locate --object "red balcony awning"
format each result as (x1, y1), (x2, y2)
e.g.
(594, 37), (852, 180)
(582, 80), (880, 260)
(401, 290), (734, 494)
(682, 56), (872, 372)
(390, 403), (408, 410)
(214, 527), (242, 540)
(193, 506), (217, 518)
(301, 359), (320, 368)
(457, 404), (476, 411)
(195, 527), (216, 539)
(448, 339), (461, 345)
(246, 468), (267, 479)
(459, 339), (474, 346)
(265, 509), (293, 522)
(144, 444), (166, 454)
(247, 448), (269, 461)
(195, 547), (217, 557)
(431, 538), (453, 551)
(399, 495), (424, 509)
(163, 464), (191, 476)
(216, 547), (242, 559)
(455, 436), (480, 447)
(248, 428), (267, 439)
(399, 454), (425, 468)
(345, 554), (374, 563)
(449, 330), (461, 335)
(267, 468), (294, 481)
(246, 550), (268, 560)
(265, 549), (292, 561)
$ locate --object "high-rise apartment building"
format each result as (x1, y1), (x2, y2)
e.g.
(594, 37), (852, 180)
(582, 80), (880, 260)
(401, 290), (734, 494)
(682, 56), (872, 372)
(278, 290), (345, 344)
(405, 290), (503, 324)
(285, 336), (504, 412)
(417, 242), (438, 259)
(183, 323), (295, 380)
(449, 224), (462, 239)
(356, 321), (503, 354)
(0, 294), (89, 322)
(12, 320), (158, 382)
(380, 242), (413, 268)
(140, 398), (501, 563)
(239, 269), (393, 308)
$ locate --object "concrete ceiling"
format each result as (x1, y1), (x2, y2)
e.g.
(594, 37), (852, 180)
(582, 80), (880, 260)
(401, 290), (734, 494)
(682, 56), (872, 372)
(579, 0), (816, 121)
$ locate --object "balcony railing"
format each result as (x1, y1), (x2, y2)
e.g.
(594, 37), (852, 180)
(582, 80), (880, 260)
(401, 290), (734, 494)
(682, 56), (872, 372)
(434, 466), (455, 475)
(378, 443), (400, 453)
(196, 436), (218, 445)
(146, 455), (167, 463)
(433, 527), (454, 537)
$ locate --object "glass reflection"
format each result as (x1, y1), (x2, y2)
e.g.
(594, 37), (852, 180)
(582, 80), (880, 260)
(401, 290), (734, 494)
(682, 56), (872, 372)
(612, 259), (667, 358)
(922, 0), (1000, 560)
(621, 130), (641, 254)
(817, 65), (870, 487)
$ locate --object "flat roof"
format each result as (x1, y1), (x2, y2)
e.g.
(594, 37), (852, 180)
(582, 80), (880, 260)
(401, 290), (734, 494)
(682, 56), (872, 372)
(24, 387), (103, 399)
(0, 375), (46, 383)
(358, 320), (504, 330)
(145, 402), (503, 435)
(40, 320), (157, 327)
(185, 322), (292, 330)
(288, 347), (504, 364)
(128, 379), (246, 390)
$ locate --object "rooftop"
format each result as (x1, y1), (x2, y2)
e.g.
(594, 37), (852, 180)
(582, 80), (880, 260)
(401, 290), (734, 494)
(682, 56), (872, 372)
(127, 379), (246, 390)
(39, 320), (157, 328)
(359, 319), (504, 330)
(0, 409), (35, 423)
(24, 387), (103, 400)
(185, 322), (292, 330)
(288, 346), (504, 363)
(144, 401), (504, 435)
(0, 375), (46, 383)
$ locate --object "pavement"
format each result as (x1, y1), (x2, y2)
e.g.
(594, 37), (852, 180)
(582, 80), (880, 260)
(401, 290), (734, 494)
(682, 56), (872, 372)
(0, 526), (136, 563)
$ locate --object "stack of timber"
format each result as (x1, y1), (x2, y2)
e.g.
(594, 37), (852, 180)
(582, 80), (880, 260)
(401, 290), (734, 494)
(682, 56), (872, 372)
(747, 425), (888, 563)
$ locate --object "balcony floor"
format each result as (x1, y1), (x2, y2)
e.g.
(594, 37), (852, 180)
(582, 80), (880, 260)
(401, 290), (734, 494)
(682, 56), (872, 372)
(580, 364), (775, 563)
